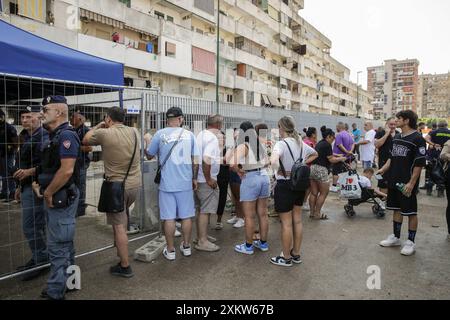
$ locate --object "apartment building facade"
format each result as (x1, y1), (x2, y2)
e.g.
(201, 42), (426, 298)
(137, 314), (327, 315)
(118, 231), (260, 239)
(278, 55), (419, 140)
(367, 59), (419, 120)
(1, 0), (373, 119)
(418, 72), (450, 119)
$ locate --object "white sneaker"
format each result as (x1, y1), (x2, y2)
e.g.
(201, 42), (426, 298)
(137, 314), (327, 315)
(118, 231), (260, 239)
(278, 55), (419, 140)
(163, 247), (176, 261)
(379, 234), (401, 247)
(400, 240), (416, 256)
(174, 229), (182, 237)
(215, 222), (223, 230)
(330, 186), (339, 193)
(179, 242), (192, 257)
(233, 218), (245, 228)
(227, 216), (238, 224)
(302, 203), (310, 211)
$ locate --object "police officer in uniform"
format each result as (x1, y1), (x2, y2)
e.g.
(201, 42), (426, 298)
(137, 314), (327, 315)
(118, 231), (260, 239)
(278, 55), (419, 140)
(37, 96), (80, 300)
(13, 105), (49, 280)
(70, 111), (92, 217)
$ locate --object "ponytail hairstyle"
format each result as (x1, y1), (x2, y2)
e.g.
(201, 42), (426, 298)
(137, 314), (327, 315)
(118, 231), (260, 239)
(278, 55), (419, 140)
(303, 127), (317, 138)
(320, 126), (335, 140)
(278, 116), (301, 145)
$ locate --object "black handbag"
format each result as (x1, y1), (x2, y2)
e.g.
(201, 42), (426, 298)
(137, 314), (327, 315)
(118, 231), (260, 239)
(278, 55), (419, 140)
(98, 130), (137, 213)
(154, 128), (184, 184)
(430, 159), (446, 185)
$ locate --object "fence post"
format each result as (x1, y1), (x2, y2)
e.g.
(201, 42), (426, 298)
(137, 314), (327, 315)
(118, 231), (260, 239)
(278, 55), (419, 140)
(139, 92), (146, 232)
(156, 90), (161, 130)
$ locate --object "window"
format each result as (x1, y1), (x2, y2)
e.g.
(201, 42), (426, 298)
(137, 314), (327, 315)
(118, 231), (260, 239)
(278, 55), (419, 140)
(166, 15), (174, 22)
(154, 11), (165, 19)
(227, 94), (233, 103)
(165, 42), (176, 58)
(118, 0), (131, 8)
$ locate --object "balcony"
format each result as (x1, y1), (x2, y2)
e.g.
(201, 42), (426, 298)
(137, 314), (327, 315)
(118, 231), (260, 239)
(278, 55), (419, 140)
(300, 95), (321, 108)
(267, 63), (280, 77)
(268, 85), (279, 97)
(323, 85), (340, 98)
(280, 1), (294, 18)
(219, 72), (235, 88)
(235, 76), (253, 91)
(254, 81), (269, 95)
(219, 14), (236, 34)
(192, 31), (216, 52)
(300, 76), (318, 90)
(280, 23), (293, 40)
(160, 20), (192, 42)
(219, 43), (235, 61)
(235, 22), (268, 48)
(77, 34), (159, 72)
(280, 89), (292, 101)
(158, 0), (193, 12)
(235, 49), (268, 72)
(279, 45), (292, 58)
(235, 0), (279, 32)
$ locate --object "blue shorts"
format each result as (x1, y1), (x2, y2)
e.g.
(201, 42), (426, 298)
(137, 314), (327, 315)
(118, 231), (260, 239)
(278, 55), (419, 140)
(240, 170), (270, 202)
(159, 190), (195, 221)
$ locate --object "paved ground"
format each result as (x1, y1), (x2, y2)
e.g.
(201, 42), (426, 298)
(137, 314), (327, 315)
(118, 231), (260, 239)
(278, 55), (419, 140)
(0, 175), (449, 300)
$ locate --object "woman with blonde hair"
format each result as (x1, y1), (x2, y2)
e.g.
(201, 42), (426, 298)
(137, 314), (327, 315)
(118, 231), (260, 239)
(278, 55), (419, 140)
(270, 116), (318, 267)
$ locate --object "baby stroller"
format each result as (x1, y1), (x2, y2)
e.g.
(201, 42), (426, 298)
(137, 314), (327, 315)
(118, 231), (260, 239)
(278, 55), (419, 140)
(344, 187), (386, 219)
(339, 165), (386, 219)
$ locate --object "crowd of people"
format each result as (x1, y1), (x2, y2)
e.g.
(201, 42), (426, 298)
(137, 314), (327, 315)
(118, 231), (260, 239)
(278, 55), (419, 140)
(1, 96), (449, 300)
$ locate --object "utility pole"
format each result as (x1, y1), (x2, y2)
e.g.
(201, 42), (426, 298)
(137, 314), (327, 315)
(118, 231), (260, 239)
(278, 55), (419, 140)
(215, 0), (220, 114)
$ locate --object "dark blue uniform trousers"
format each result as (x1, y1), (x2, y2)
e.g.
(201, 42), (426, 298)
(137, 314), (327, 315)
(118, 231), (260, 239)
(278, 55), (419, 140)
(45, 189), (79, 300)
(21, 185), (48, 264)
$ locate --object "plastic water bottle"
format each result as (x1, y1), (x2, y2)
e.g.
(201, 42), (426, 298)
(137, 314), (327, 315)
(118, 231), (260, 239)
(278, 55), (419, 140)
(396, 183), (410, 197)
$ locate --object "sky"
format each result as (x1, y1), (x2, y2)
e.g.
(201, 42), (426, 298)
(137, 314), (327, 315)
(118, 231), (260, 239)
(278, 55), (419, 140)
(300, 0), (450, 89)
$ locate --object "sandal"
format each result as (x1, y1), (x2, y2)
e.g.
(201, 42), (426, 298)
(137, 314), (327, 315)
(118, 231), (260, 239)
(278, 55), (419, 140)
(312, 214), (329, 220)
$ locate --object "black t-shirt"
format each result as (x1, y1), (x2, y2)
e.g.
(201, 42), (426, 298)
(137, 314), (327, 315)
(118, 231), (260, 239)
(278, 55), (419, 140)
(387, 131), (426, 189)
(313, 139), (332, 169)
(76, 124), (90, 168)
(428, 128), (450, 158)
(0, 122), (18, 157)
(375, 129), (399, 167)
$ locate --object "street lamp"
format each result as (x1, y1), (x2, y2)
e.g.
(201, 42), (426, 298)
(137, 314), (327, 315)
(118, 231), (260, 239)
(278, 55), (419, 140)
(215, 0), (220, 114)
(356, 71), (363, 118)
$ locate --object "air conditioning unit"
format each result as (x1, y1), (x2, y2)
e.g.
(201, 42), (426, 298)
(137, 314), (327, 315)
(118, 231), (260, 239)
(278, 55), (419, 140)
(141, 33), (151, 41)
(138, 70), (150, 78)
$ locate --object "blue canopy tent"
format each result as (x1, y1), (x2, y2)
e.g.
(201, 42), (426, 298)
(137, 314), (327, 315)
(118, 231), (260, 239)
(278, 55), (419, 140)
(0, 19), (126, 110)
(0, 19), (123, 86)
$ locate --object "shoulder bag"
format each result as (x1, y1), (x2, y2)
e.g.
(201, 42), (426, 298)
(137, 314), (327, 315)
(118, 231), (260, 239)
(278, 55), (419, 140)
(98, 129), (137, 213)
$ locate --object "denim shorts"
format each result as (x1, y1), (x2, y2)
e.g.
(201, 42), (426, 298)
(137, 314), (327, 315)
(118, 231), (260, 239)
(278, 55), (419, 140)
(159, 190), (195, 221)
(240, 170), (270, 202)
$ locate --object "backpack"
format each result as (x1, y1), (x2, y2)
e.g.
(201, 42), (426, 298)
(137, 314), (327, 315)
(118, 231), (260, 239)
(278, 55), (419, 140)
(279, 140), (310, 191)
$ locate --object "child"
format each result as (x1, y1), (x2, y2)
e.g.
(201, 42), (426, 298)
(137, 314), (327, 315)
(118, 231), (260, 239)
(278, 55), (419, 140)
(359, 167), (388, 199)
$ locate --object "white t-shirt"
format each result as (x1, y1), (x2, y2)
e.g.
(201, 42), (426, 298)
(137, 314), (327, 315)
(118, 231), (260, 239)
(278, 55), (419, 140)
(360, 129), (376, 161)
(273, 137), (317, 180)
(358, 176), (372, 189)
(196, 129), (221, 183)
